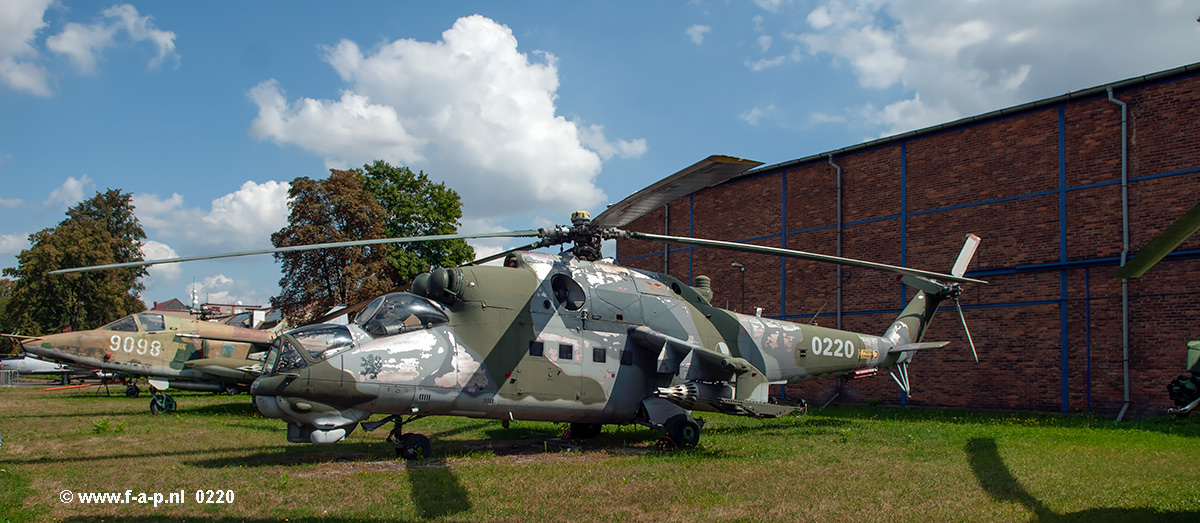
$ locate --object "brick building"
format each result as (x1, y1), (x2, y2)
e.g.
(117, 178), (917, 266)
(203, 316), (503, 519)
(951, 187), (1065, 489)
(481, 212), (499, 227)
(617, 62), (1200, 417)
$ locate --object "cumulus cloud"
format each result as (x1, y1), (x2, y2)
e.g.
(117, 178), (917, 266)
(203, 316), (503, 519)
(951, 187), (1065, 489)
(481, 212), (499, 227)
(46, 4), (178, 73)
(0, 1), (177, 95)
(0, 197), (22, 208)
(0, 0), (53, 96)
(577, 123), (648, 161)
(187, 274), (262, 308)
(248, 15), (642, 223)
(133, 180), (291, 250)
(44, 174), (93, 208)
(686, 24), (711, 45)
(140, 240), (180, 282)
(0, 232), (29, 259)
(782, 0), (1200, 136)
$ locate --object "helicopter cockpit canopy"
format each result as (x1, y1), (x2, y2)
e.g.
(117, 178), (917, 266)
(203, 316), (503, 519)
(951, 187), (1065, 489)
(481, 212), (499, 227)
(355, 292), (450, 338)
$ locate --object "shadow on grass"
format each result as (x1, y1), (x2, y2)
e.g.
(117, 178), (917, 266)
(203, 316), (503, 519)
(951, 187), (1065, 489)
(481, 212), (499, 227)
(966, 437), (1200, 522)
(404, 460), (471, 519)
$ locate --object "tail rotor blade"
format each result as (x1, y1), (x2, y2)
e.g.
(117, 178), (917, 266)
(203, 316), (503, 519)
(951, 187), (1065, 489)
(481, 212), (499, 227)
(952, 234), (982, 278)
(955, 300), (979, 363)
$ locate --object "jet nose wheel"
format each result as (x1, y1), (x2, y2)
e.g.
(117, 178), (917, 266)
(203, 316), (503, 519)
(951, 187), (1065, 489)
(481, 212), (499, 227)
(149, 394), (176, 414)
(125, 384), (140, 398)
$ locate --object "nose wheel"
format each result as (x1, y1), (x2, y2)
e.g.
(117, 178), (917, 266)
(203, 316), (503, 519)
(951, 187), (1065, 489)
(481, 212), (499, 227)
(149, 391), (176, 414)
(362, 414), (431, 460)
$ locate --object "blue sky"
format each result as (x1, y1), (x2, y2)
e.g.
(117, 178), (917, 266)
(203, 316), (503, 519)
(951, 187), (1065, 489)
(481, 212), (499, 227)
(2, 0), (1198, 309)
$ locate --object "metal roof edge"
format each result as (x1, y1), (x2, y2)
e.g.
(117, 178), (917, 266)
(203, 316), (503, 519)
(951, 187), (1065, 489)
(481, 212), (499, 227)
(744, 61), (1200, 177)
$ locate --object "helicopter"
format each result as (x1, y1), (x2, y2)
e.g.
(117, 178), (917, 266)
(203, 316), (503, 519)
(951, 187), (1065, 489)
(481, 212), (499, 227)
(53, 155), (986, 458)
(13, 311), (275, 413)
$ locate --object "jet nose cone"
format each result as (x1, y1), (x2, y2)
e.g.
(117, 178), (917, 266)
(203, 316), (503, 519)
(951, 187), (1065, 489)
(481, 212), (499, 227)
(21, 338), (45, 356)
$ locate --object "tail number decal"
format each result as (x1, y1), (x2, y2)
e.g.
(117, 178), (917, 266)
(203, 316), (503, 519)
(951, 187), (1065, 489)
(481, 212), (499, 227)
(109, 335), (162, 356)
(811, 336), (855, 358)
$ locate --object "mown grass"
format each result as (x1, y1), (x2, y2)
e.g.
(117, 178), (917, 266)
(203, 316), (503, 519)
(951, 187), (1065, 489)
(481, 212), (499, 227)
(0, 383), (1198, 522)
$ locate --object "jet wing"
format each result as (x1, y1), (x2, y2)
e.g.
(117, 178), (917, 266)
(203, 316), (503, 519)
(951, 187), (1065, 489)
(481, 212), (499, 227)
(184, 357), (263, 381)
(177, 332), (275, 352)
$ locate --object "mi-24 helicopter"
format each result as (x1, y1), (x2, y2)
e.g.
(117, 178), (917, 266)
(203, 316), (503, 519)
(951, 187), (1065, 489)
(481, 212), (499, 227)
(55, 156), (985, 458)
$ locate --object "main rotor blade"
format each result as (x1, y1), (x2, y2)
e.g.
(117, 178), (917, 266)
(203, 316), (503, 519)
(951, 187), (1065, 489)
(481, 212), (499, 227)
(623, 231), (988, 285)
(50, 230), (543, 274)
(1115, 200), (1200, 279)
(591, 155), (764, 228)
(465, 240), (547, 266)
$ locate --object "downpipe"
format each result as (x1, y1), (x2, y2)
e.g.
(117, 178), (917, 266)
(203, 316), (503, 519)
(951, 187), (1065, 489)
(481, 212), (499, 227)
(1108, 87), (1131, 422)
(829, 154), (843, 330)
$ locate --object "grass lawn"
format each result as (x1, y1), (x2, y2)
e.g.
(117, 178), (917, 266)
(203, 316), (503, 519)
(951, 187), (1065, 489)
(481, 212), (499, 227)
(1, 383), (1198, 522)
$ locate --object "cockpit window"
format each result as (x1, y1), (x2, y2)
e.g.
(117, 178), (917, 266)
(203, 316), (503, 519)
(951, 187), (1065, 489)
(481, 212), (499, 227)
(288, 325), (355, 361)
(355, 292), (449, 337)
(104, 316), (138, 332)
(137, 313), (166, 332)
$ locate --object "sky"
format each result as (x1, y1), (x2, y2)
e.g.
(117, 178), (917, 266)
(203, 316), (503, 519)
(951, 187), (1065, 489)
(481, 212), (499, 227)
(2, 0), (1198, 310)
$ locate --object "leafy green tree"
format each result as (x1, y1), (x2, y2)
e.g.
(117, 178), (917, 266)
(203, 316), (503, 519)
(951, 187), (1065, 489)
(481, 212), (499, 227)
(3, 190), (147, 334)
(361, 160), (474, 281)
(271, 170), (398, 324)
(272, 162), (474, 324)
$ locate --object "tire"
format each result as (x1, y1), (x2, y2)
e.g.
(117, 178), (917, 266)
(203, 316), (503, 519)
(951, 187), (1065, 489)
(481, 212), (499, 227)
(569, 423), (603, 439)
(125, 385), (140, 398)
(224, 385), (241, 396)
(400, 434), (432, 461)
(665, 415), (701, 449)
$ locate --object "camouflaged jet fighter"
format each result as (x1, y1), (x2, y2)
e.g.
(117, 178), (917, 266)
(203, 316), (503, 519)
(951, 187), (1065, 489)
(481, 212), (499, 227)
(52, 156), (986, 458)
(19, 311), (275, 413)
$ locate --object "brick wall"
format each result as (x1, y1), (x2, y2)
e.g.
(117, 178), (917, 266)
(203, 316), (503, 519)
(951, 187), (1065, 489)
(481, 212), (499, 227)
(618, 67), (1200, 417)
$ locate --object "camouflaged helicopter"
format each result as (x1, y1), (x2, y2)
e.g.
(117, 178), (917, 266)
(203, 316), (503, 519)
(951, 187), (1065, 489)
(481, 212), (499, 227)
(14, 312), (275, 413)
(54, 156), (985, 458)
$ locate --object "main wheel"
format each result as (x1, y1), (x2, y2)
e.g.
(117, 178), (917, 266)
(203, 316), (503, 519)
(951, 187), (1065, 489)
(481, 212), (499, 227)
(569, 422), (603, 439)
(400, 434), (432, 461)
(665, 415), (701, 449)
(223, 384), (241, 396)
(125, 384), (140, 398)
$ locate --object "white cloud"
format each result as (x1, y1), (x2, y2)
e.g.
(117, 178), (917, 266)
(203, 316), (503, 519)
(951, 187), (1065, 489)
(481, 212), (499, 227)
(249, 15), (638, 224)
(686, 24), (711, 45)
(746, 55), (788, 72)
(44, 174), (93, 208)
(0, 0), (53, 96)
(0, 197), (22, 208)
(140, 240), (180, 282)
(740, 104), (777, 125)
(577, 123), (648, 161)
(757, 35), (773, 53)
(0, 232), (29, 258)
(133, 180), (291, 250)
(188, 274), (262, 307)
(792, 0), (1200, 136)
(46, 3), (178, 74)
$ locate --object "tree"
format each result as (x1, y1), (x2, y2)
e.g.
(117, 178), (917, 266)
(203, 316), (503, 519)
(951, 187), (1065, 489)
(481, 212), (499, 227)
(272, 162), (475, 325)
(3, 190), (147, 335)
(361, 160), (474, 281)
(271, 170), (398, 324)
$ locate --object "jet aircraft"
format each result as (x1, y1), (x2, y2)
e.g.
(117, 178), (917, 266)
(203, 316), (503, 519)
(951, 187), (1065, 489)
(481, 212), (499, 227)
(54, 156), (986, 457)
(18, 311), (275, 413)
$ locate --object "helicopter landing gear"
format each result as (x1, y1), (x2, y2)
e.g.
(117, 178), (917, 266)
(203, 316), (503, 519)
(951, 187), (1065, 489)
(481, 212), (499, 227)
(149, 391), (176, 414)
(567, 422), (603, 440)
(663, 414), (701, 449)
(363, 414), (431, 460)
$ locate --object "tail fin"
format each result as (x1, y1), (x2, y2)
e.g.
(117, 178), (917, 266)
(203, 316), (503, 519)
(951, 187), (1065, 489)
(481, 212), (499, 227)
(882, 234), (982, 359)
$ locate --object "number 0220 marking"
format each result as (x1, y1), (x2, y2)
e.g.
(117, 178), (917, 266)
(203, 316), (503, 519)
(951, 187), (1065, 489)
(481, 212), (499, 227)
(810, 336), (855, 358)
